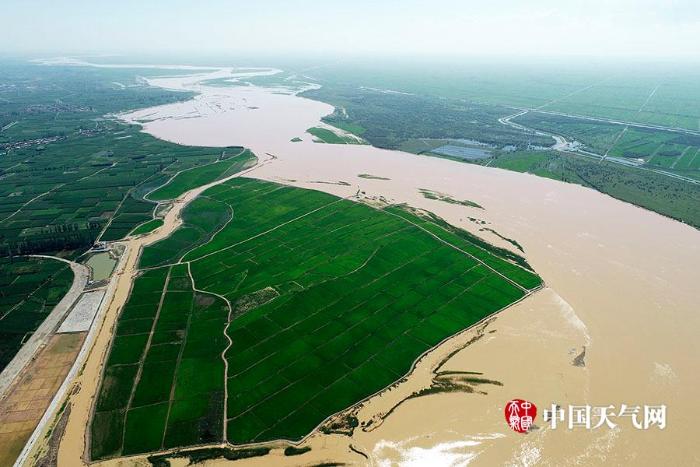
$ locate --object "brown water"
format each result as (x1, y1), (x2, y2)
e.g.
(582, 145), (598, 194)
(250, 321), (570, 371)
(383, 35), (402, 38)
(48, 66), (700, 466)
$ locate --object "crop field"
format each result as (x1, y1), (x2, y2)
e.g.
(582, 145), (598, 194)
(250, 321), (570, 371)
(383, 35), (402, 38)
(0, 256), (74, 371)
(91, 264), (229, 458)
(306, 127), (360, 144)
(0, 61), (252, 257)
(92, 178), (541, 459)
(129, 219), (164, 237)
(511, 113), (700, 177)
(302, 61), (700, 131)
(147, 149), (255, 201)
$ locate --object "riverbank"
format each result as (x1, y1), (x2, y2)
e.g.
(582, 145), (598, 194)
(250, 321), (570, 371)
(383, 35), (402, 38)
(33, 64), (700, 466)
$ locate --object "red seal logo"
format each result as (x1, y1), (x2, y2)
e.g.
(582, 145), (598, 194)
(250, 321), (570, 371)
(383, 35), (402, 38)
(505, 399), (537, 433)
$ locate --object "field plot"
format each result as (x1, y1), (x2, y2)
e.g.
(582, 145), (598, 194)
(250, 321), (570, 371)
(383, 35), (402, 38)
(0, 257), (74, 372)
(91, 265), (229, 458)
(0, 333), (84, 466)
(93, 178), (541, 459)
(147, 148), (254, 201)
(306, 127), (361, 144)
(0, 61), (256, 256)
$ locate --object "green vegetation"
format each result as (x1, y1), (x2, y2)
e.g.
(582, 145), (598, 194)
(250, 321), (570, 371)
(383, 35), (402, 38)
(284, 445), (311, 456)
(419, 189), (483, 209)
(481, 151), (700, 227)
(297, 60), (700, 228)
(147, 149), (256, 201)
(300, 60), (700, 131)
(129, 219), (164, 237)
(94, 177), (540, 458)
(139, 197), (232, 268)
(91, 265), (229, 459)
(358, 174), (390, 180)
(303, 87), (553, 151)
(0, 61), (243, 258)
(0, 256), (74, 371)
(512, 112), (700, 179)
(307, 127), (361, 144)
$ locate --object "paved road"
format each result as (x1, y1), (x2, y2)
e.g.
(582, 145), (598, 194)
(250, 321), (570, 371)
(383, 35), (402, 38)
(0, 256), (89, 401)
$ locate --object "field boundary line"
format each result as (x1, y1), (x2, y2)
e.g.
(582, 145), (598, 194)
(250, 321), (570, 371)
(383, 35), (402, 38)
(185, 262), (234, 442)
(118, 267), (172, 454)
(91, 285), (544, 462)
(188, 198), (347, 264)
(381, 207), (529, 293)
(0, 256), (88, 402)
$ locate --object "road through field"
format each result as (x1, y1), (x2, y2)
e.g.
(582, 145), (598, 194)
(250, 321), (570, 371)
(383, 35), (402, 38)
(17, 153), (273, 467)
(499, 110), (700, 185)
(30, 64), (700, 466)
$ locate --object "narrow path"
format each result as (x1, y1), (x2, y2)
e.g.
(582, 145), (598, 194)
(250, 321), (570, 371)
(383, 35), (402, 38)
(500, 105), (700, 185)
(600, 84), (660, 163)
(0, 183), (67, 223)
(14, 151), (274, 467)
(186, 262), (234, 441)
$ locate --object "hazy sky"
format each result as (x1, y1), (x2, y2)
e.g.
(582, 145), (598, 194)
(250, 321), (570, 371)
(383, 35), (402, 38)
(3, 0), (699, 59)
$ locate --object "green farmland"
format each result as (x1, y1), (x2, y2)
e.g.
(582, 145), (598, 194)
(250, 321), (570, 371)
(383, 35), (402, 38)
(306, 127), (361, 144)
(92, 177), (541, 458)
(129, 219), (164, 237)
(0, 256), (74, 371)
(0, 61), (250, 258)
(147, 149), (255, 201)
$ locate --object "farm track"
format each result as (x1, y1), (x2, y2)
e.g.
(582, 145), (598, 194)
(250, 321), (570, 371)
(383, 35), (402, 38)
(499, 110), (700, 185)
(15, 152), (275, 467)
(497, 80), (700, 185)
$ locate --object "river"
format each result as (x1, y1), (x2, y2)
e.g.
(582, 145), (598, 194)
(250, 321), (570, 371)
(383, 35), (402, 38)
(59, 65), (700, 466)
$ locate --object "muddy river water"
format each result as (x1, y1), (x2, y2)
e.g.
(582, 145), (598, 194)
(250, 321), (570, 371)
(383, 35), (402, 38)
(58, 66), (700, 466)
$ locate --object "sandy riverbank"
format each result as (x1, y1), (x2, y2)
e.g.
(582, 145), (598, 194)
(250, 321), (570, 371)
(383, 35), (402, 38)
(35, 65), (700, 466)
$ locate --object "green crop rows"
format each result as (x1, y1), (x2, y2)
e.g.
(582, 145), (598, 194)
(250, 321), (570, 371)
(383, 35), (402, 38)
(147, 149), (255, 201)
(0, 61), (255, 257)
(92, 177), (540, 459)
(0, 256), (74, 371)
(91, 264), (229, 458)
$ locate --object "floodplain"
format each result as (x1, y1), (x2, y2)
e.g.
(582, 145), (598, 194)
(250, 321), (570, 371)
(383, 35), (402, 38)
(91, 177), (541, 458)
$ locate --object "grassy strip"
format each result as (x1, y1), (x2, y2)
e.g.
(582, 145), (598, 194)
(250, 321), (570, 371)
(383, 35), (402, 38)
(307, 127), (359, 144)
(148, 149), (255, 201)
(129, 219), (164, 237)
(419, 189), (483, 209)
(0, 256), (74, 371)
(147, 447), (270, 466)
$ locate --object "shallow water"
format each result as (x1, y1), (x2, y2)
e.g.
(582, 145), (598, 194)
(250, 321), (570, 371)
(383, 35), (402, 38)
(84, 252), (116, 282)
